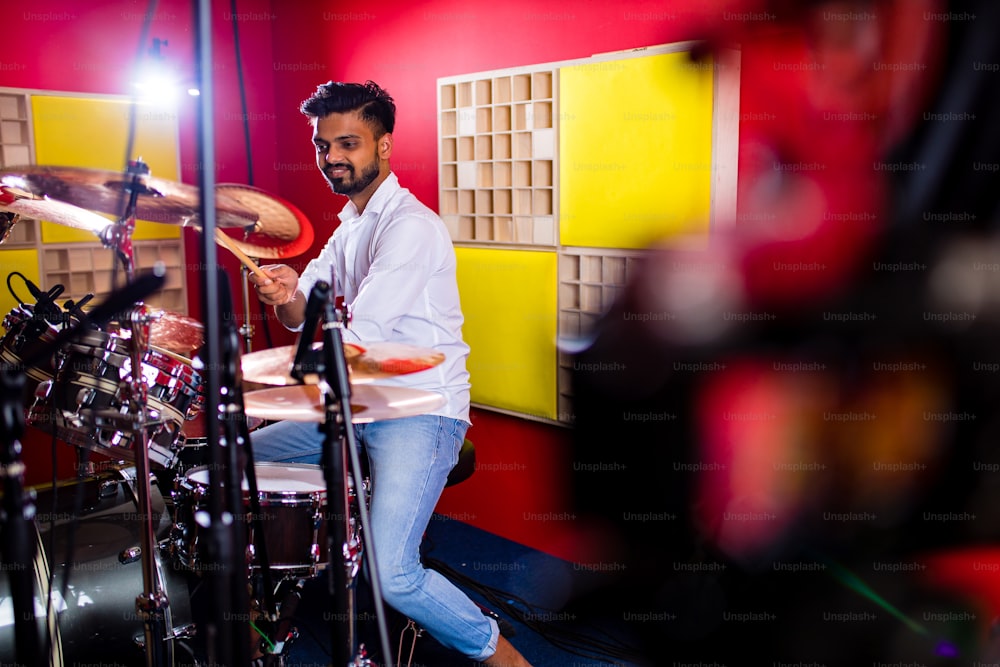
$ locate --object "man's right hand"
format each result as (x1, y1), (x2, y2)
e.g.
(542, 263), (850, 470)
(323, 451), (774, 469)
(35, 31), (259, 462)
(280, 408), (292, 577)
(250, 264), (299, 306)
(250, 264), (307, 329)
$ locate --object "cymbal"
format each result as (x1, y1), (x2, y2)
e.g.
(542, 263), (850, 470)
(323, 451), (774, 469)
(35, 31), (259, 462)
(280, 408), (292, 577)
(0, 165), (259, 228)
(215, 184), (315, 259)
(1, 185), (113, 236)
(243, 383), (446, 423)
(149, 311), (204, 356)
(241, 342), (445, 386)
(108, 308), (205, 356)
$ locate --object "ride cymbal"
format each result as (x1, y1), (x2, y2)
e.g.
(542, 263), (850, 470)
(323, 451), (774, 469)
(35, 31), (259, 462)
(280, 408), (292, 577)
(0, 165), (259, 228)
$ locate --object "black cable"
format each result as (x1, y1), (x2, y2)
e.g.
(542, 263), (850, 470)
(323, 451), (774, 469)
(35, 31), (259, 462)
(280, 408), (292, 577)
(422, 552), (646, 665)
(6, 270), (30, 305)
(122, 0), (159, 185)
(229, 0), (253, 188)
(230, 0), (275, 351)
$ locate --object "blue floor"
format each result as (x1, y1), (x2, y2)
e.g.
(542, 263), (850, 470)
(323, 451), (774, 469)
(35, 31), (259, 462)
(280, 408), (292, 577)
(278, 515), (647, 667)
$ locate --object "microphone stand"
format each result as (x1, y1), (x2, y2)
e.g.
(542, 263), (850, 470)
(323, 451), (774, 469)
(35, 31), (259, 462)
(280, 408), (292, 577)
(294, 282), (393, 666)
(126, 307), (170, 667)
(0, 366), (42, 667)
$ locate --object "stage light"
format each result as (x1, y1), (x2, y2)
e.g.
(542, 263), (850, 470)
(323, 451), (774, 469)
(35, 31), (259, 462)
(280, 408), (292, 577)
(131, 37), (199, 104)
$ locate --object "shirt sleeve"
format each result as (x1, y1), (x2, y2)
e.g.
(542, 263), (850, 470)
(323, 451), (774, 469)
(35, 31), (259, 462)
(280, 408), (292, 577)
(286, 232), (339, 332)
(344, 212), (442, 343)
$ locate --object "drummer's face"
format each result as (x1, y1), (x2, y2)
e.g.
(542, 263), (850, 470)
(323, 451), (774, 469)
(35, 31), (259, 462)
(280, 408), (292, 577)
(311, 111), (390, 199)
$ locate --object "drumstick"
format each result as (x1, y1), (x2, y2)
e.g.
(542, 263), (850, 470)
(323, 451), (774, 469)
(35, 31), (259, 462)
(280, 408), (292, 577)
(214, 228), (271, 281)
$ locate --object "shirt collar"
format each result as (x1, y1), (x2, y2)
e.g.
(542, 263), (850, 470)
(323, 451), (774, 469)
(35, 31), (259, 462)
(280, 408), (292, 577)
(338, 171), (400, 223)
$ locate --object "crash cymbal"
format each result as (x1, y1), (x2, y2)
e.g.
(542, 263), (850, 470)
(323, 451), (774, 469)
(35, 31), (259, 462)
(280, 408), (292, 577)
(0, 165), (259, 228)
(243, 383), (446, 423)
(1, 184), (112, 236)
(241, 341), (445, 386)
(215, 183), (315, 259)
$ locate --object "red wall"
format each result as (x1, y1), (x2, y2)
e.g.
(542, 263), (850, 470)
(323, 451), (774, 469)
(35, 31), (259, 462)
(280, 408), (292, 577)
(3, 0), (740, 562)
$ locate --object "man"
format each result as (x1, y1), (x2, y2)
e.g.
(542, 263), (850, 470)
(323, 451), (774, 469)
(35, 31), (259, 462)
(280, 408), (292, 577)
(249, 81), (532, 666)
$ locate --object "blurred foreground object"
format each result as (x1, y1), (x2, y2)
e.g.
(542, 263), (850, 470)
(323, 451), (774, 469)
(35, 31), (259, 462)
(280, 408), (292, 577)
(567, 0), (1000, 663)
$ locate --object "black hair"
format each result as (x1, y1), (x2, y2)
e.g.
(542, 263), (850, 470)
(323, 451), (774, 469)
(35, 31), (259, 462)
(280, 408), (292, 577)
(299, 80), (396, 137)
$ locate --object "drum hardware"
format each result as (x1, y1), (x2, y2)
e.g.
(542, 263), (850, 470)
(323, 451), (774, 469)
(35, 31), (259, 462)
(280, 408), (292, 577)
(26, 314), (204, 470)
(0, 271), (165, 666)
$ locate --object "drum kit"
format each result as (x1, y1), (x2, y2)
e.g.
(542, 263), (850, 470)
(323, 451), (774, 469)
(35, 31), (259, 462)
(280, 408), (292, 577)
(0, 163), (448, 666)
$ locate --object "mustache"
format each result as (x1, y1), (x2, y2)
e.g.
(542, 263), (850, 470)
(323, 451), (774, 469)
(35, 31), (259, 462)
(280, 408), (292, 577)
(324, 163), (352, 175)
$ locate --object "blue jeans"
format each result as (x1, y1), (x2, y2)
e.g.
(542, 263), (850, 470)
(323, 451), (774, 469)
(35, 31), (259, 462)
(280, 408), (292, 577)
(249, 414), (499, 661)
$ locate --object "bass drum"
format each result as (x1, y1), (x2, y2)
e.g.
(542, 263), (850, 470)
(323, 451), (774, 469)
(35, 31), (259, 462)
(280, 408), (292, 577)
(0, 468), (197, 666)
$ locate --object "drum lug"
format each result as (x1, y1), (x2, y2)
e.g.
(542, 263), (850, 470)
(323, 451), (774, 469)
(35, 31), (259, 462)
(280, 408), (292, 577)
(33, 378), (53, 400)
(99, 477), (120, 498)
(168, 622), (198, 640)
(75, 385), (97, 408)
(119, 545), (142, 564)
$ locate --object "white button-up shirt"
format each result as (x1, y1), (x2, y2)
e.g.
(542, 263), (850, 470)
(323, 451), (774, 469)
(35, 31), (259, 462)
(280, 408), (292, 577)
(297, 172), (471, 423)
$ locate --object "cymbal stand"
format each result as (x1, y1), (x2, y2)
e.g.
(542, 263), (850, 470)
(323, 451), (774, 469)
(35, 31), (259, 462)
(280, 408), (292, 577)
(100, 161), (173, 666)
(305, 284), (393, 667)
(239, 263), (255, 353)
(126, 306), (171, 667)
(100, 159), (151, 283)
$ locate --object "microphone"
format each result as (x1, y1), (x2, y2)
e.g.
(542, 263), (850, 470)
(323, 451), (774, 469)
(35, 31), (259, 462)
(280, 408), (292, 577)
(291, 280), (330, 381)
(18, 268), (166, 372)
(63, 293), (96, 325)
(21, 277), (65, 325)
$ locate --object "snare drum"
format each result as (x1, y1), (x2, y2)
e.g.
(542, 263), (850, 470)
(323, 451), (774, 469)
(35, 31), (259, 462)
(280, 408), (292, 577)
(27, 329), (204, 469)
(171, 462), (343, 578)
(0, 468), (195, 666)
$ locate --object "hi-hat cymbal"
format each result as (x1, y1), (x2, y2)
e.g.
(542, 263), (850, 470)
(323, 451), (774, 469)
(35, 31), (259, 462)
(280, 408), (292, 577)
(243, 383), (446, 423)
(0, 165), (259, 228)
(1, 185), (112, 236)
(216, 184), (315, 259)
(241, 342), (445, 386)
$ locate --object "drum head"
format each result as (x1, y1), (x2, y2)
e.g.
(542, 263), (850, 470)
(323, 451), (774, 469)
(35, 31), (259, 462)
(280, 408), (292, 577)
(186, 462), (326, 494)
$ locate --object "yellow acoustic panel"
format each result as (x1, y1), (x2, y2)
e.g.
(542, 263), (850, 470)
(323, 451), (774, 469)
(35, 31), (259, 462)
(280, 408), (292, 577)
(456, 247), (558, 420)
(31, 95), (181, 243)
(559, 51), (715, 249)
(0, 249), (39, 325)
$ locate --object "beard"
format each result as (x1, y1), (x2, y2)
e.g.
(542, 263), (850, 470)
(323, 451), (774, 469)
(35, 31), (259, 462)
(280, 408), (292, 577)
(322, 151), (380, 197)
